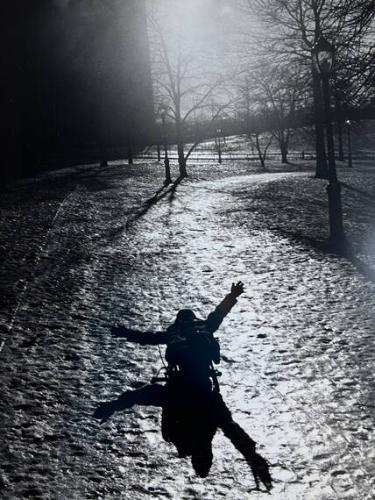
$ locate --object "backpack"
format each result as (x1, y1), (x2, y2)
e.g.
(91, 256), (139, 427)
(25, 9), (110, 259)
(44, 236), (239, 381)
(165, 319), (220, 371)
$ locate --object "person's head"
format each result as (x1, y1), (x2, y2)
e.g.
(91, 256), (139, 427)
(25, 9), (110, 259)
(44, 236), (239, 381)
(174, 309), (196, 325)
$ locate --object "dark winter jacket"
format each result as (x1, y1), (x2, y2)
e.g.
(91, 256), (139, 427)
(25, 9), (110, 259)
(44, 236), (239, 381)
(113, 292), (238, 386)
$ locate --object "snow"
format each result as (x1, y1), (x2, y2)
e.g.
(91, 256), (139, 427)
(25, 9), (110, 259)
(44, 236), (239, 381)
(0, 158), (374, 498)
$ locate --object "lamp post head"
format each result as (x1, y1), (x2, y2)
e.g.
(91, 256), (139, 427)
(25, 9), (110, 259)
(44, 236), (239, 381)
(312, 36), (334, 76)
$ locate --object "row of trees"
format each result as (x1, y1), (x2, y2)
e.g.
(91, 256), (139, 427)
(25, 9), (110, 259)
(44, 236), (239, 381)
(238, 0), (374, 177)
(146, 0), (374, 179)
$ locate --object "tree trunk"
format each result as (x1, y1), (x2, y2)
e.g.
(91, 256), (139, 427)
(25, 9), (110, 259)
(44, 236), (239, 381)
(276, 129), (289, 164)
(312, 69), (328, 178)
(337, 119), (344, 161)
(100, 146), (108, 167)
(177, 142), (187, 177)
(176, 120), (187, 177)
(255, 135), (267, 170)
(280, 139), (288, 164)
(128, 145), (133, 165)
(334, 83), (344, 162)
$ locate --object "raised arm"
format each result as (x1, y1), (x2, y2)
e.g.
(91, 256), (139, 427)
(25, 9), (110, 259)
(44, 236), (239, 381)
(110, 325), (168, 345)
(205, 281), (245, 333)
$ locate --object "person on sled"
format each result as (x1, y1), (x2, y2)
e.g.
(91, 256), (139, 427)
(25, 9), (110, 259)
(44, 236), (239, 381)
(94, 281), (272, 491)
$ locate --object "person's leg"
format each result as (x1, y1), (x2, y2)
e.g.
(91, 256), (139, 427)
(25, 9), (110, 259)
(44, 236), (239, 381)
(93, 384), (165, 422)
(191, 439), (214, 478)
(116, 383), (166, 408)
(161, 383), (194, 452)
(162, 383), (216, 476)
(214, 393), (256, 457)
(214, 393), (272, 491)
(189, 394), (217, 477)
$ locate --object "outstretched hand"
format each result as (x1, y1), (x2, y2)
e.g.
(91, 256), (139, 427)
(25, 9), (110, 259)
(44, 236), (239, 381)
(231, 281), (244, 298)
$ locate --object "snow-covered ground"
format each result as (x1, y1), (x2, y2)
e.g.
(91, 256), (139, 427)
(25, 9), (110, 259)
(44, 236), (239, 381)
(0, 159), (374, 499)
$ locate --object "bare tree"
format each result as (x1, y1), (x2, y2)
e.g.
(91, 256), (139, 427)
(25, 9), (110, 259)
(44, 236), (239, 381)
(332, 28), (374, 160)
(235, 0), (375, 176)
(235, 63), (308, 166)
(248, 132), (273, 170)
(147, 2), (232, 177)
(249, 65), (307, 163)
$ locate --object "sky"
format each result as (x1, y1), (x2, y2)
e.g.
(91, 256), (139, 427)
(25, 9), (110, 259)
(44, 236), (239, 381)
(53, 0), (71, 9)
(146, 0), (261, 118)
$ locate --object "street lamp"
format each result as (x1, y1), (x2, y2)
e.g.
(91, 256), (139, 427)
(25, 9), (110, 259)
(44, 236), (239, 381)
(216, 128), (222, 164)
(312, 36), (345, 246)
(158, 104), (171, 185)
(345, 120), (353, 168)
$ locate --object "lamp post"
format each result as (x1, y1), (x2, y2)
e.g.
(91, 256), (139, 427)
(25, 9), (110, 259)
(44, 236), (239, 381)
(158, 104), (171, 185)
(312, 36), (345, 247)
(345, 120), (353, 168)
(216, 128), (222, 164)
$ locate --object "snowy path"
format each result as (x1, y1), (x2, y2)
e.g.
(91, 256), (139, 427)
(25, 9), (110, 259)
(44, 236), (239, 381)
(0, 165), (374, 499)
